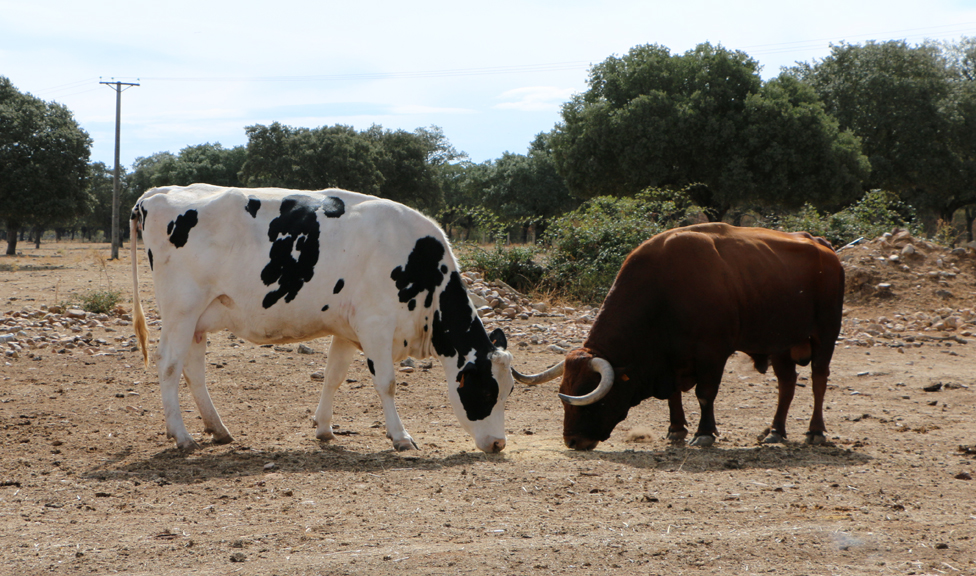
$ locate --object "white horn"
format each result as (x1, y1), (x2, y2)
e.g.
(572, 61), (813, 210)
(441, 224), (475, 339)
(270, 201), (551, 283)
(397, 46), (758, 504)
(558, 358), (614, 406)
(512, 361), (564, 385)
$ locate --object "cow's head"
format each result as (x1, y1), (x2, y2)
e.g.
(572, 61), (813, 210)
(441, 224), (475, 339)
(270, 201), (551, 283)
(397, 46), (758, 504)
(513, 347), (646, 451)
(442, 327), (515, 453)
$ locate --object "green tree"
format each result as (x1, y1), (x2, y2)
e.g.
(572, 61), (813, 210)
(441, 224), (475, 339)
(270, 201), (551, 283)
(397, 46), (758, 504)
(794, 40), (975, 224)
(0, 77), (92, 254)
(551, 43), (868, 221)
(242, 123), (383, 195)
(84, 162), (140, 242)
(366, 125), (441, 210)
(479, 133), (578, 232)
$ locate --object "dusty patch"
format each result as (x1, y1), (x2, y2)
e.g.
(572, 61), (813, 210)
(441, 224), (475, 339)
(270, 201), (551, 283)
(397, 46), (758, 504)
(1, 240), (975, 575)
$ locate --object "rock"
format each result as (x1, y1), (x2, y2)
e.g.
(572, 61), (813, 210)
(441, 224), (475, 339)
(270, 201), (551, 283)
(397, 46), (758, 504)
(65, 309), (87, 319)
(901, 244), (916, 257)
(310, 371), (325, 381)
(297, 344), (316, 355)
(469, 292), (489, 308)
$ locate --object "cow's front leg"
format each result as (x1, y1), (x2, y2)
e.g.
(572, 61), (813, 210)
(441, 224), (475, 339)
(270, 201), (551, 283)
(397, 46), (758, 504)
(313, 336), (357, 442)
(183, 332), (231, 444)
(372, 355), (418, 451)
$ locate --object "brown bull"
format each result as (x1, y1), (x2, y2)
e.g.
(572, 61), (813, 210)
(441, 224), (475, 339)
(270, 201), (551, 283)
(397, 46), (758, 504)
(514, 223), (845, 450)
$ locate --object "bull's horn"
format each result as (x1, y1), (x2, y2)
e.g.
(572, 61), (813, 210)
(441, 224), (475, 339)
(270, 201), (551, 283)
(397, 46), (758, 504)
(512, 361), (564, 385)
(558, 358), (614, 406)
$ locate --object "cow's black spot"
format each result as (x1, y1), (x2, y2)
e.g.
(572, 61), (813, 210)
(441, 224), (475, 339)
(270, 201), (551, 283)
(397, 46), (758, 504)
(367, 359), (375, 375)
(408, 299), (416, 311)
(261, 196), (320, 309)
(322, 196), (345, 218)
(147, 249), (154, 271)
(321, 304), (329, 312)
(441, 265), (448, 274)
(333, 279), (344, 294)
(391, 237), (445, 310)
(245, 197), (261, 218)
(404, 340), (408, 348)
(166, 210), (198, 248)
(431, 272), (499, 421)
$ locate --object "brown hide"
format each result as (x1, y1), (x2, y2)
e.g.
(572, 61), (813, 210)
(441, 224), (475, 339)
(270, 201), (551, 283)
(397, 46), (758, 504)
(560, 222), (845, 450)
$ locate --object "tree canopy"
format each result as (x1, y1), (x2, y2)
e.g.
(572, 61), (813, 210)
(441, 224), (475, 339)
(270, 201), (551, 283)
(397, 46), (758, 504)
(792, 39), (976, 223)
(0, 76), (92, 254)
(550, 43), (869, 220)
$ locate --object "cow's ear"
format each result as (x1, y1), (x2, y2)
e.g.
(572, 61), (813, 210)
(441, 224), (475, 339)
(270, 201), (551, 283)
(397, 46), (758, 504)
(489, 328), (507, 350)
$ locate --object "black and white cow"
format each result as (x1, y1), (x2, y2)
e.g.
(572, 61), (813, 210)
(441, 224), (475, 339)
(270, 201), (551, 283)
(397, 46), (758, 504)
(130, 184), (516, 453)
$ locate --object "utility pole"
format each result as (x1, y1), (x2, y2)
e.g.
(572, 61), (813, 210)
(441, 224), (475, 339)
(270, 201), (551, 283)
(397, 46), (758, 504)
(100, 79), (139, 260)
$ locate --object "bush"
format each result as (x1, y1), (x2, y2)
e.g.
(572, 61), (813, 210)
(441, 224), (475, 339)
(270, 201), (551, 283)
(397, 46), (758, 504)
(540, 188), (698, 303)
(457, 243), (544, 292)
(79, 289), (123, 314)
(776, 189), (919, 247)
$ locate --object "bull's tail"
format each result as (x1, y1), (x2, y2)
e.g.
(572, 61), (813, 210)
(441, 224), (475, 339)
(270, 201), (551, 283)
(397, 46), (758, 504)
(131, 215), (149, 367)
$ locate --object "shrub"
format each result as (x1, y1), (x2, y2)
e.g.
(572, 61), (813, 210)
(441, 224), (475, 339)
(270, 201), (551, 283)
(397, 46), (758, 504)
(458, 243), (544, 292)
(540, 188), (698, 303)
(776, 189), (919, 247)
(79, 289), (123, 314)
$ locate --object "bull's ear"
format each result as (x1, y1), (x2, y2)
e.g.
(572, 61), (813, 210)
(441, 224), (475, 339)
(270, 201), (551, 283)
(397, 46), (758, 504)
(489, 328), (507, 350)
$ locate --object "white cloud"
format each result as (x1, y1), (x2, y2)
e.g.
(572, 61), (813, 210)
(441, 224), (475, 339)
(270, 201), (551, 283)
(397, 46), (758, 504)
(493, 87), (577, 112)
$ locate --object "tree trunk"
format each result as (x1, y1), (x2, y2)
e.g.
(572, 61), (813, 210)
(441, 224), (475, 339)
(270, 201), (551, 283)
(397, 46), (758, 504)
(5, 223), (18, 255)
(34, 227), (42, 249)
(966, 207), (976, 244)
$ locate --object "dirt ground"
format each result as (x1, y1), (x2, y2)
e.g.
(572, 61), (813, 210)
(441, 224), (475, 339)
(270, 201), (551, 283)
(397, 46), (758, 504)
(1, 239), (975, 576)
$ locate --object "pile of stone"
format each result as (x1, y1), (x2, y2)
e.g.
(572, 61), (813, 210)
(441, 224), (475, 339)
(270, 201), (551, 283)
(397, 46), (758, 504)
(460, 271), (599, 354)
(1, 305), (139, 360)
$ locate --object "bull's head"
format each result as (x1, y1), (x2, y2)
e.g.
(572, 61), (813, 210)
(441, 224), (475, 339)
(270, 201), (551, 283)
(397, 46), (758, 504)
(513, 348), (639, 451)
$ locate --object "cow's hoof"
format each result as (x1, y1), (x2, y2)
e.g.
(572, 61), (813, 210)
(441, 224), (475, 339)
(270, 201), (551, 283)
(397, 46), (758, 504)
(689, 434), (715, 447)
(211, 432), (233, 445)
(176, 438), (201, 451)
(393, 437), (419, 451)
(763, 432), (786, 444)
(805, 432), (826, 445)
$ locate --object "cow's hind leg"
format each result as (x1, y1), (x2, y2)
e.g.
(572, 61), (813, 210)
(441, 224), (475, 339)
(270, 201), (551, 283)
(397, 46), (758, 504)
(182, 333), (232, 444)
(666, 391), (689, 444)
(313, 336), (357, 442)
(761, 352), (797, 444)
(156, 318), (201, 449)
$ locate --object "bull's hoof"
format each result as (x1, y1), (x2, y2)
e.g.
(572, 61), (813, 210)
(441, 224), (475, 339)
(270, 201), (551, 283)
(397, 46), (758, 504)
(805, 431), (827, 445)
(666, 429), (688, 445)
(762, 432), (786, 444)
(689, 434), (715, 447)
(392, 437), (419, 451)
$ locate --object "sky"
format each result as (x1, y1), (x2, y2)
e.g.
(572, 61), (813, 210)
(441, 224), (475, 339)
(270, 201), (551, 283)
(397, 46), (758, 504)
(3, 0), (976, 171)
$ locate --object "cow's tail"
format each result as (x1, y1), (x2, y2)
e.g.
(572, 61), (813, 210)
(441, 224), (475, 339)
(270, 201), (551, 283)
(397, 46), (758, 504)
(131, 215), (149, 368)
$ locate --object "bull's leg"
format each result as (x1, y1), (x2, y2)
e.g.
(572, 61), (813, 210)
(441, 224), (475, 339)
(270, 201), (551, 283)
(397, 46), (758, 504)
(689, 362), (725, 447)
(182, 333), (232, 444)
(313, 336), (357, 442)
(666, 391), (689, 444)
(156, 319), (200, 450)
(806, 361), (830, 445)
(761, 353), (797, 444)
(360, 332), (417, 451)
